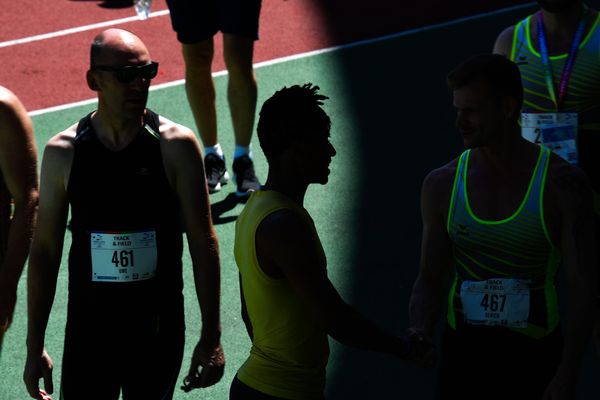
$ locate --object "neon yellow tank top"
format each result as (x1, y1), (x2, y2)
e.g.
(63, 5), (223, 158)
(510, 12), (600, 119)
(234, 190), (329, 400)
(446, 147), (561, 339)
(510, 12), (600, 211)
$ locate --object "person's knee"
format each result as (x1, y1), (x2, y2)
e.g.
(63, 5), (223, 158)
(183, 41), (214, 73)
(223, 34), (254, 74)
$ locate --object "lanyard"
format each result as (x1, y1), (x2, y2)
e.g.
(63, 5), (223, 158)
(537, 10), (587, 110)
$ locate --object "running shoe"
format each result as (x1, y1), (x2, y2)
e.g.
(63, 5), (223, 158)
(232, 155), (261, 197)
(204, 153), (229, 193)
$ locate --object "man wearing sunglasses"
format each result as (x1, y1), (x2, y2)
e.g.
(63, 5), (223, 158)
(24, 28), (224, 400)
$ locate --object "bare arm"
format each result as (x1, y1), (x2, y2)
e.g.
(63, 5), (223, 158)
(408, 168), (454, 341)
(161, 119), (223, 389)
(545, 164), (598, 398)
(24, 129), (74, 399)
(0, 88), (38, 330)
(493, 25), (516, 57)
(256, 210), (409, 358)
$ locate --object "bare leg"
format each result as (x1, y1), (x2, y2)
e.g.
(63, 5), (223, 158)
(182, 39), (218, 147)
(223, 34), (257, 148)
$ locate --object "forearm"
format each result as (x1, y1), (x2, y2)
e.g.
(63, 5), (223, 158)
(0, 199), (37, 287)
(190, 236), (221, 340)
(26, 249), (60, 354)
(327, 299), (407, 357)
(409, 276), (447, 339)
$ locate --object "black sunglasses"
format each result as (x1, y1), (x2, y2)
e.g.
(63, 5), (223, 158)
(93, 61), (159, 84)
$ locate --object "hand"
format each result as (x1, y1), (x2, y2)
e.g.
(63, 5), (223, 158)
(23, 348), (54, 399)
(181, 339), (225, 392)
(402, 328), (436, 367)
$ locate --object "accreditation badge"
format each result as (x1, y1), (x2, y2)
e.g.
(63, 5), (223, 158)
(521, 112), (578, 164)
(90, 230), (157, 282)
(460, 278), (530, 328)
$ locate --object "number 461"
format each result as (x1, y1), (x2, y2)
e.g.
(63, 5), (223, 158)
(112, 250), (134, 267)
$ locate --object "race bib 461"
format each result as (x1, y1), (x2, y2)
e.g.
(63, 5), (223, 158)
(90, 230), (157, 282)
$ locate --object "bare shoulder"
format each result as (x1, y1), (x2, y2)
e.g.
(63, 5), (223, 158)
(422, 158), (459, 197)
(156, 115), (204, 185)
(546, 154), (592, 211)
(0, 86), (19, 110)
(158, 115), (197, 143)
(547, 154), (589, 187)
(258, 208), (313, 245)
(0, 86), (30, 131)
(44, 123), (78, 159)
(420, 157), (460, 220)
(256, 209), (308, 240)
(256, 208), (314, 256)
(493, 24), (516, 56)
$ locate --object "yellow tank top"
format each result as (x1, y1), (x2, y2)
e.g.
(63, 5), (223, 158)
(234, 190), (329, 400)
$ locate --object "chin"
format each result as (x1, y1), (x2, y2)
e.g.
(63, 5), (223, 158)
(537, 0), (580, 13)
(124, 102), (147, 115)
(314, 176), (329, 185)
(463, 139), (483, 149)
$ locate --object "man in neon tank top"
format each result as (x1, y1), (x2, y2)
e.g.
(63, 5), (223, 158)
(493, 0), (600, 357)
(232, 84), (426, 400)
(409, 54), (597, 399)
(0, 86), (38, 360)
(23, 29), (224, 400)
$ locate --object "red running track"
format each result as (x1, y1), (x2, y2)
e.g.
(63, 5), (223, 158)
(0, 0), (530, 112)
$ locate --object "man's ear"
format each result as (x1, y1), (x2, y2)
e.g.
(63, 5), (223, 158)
(86, 70), (99, 91)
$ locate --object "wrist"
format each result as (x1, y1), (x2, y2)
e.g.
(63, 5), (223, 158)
(26, 340), (44, 356)
(201, 324), (221, 343)
(407, 327), (430, 342)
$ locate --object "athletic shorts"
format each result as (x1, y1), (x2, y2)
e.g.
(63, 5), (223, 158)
(60, 325), (185, 400)
(435, 324), (562, 400)
(229, 375), (327, 400)
(166, 0), (262, 44)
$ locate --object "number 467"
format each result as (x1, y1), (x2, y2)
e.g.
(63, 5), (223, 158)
(480, 294), (506, 312)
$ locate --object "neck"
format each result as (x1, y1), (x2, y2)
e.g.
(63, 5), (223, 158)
(92, 108), (145, 150)
(263, 170), (308, 206)
(476, 125), (524, 169)
(540, 3), (586, 34)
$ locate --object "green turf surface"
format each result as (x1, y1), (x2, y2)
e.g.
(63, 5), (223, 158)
(2, 4), (600, 399)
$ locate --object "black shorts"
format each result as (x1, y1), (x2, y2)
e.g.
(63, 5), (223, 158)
(60, 325), (185, 400)
(435, 324), (562, 400)
(166, 0), (262, 44)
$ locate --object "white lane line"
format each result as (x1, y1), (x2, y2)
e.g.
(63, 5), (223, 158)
(0, 9), (170, 48)
(28, 2), (536, 117)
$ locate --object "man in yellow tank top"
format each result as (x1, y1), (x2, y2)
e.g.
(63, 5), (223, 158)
(0, 86), (38, 360)
(232, 84), (428, 400)
(409, 54), (597, 399)
(493, 0), (600, 356)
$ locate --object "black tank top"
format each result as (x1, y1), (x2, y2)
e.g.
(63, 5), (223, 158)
(66, 109), (184, 335)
